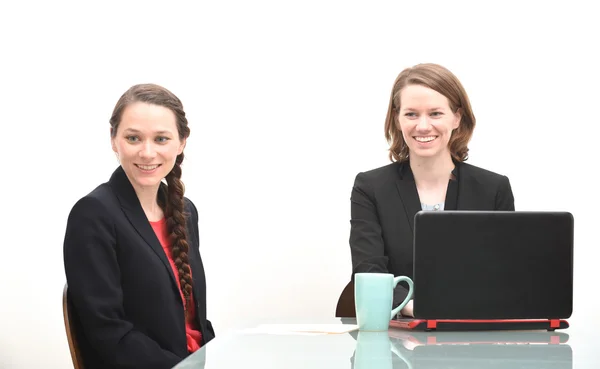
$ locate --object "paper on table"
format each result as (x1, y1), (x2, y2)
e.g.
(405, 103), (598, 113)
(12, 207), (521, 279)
(241, 324), (359, 335)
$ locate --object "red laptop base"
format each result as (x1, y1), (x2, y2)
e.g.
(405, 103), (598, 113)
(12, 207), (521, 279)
(390, 318), (569, 331)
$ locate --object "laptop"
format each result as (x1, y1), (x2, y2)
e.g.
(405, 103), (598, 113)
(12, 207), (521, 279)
(391, 211), (573, 331)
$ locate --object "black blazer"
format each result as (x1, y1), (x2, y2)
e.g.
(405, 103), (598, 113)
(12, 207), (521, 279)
(63, 166), (215, 369)
(349, 160), (515, 308)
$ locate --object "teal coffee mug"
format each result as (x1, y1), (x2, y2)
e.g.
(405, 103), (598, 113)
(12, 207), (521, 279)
(354, 273), (414, 331)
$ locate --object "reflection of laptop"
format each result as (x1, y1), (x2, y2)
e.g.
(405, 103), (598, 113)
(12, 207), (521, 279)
(347, 329), (572, 369)
(387, 330), (572, 369)
(391, 211), (573, 331)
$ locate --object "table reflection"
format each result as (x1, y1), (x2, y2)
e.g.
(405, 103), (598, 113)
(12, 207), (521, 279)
(350, 329), (572, 369)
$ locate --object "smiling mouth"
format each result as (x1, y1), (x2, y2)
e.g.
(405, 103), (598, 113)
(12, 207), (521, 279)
(414, 136), (437, 143)
(135, 164), (161, 171)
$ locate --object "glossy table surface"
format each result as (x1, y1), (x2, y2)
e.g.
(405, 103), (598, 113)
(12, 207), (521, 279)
(174, 318), (597, 369)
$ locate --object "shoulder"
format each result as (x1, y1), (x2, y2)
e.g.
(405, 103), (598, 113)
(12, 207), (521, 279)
(460, 162), (510, 185)
(183, 197), (200, 246)
(183, 197), (199, 222)
(64, 184), (118, 250)
(68, 183), (115, 220)
(354, 162), (401, 188)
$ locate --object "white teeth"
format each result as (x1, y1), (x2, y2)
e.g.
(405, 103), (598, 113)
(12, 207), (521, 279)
(137, 164), (159, 170)
(415, 136), (436, 142)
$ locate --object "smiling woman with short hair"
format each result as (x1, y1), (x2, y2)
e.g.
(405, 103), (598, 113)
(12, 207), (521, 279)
(349, 63), (515, 318)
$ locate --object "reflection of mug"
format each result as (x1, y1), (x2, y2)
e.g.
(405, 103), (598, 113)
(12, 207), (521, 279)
(354, 273), (414, 331)
(353, 331), (393, 369)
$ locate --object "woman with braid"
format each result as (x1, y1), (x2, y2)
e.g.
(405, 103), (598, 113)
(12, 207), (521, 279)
(63, 84), (215, 369)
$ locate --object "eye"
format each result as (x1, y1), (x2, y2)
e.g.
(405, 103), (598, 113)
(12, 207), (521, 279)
(155, 136), (170, 143)
(430, 111), (444, 117)
(125, 135), (140, 143)
(404, 112), (417, 118)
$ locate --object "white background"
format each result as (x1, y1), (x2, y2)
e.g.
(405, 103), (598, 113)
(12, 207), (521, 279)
(1, 0), (598, 368)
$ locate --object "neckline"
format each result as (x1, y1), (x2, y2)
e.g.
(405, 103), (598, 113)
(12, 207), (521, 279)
(149, 217), (166, 225)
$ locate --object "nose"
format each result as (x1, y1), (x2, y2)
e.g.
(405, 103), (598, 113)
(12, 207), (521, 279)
(139, 141), (157, 160)
(416, 116), (431, 131)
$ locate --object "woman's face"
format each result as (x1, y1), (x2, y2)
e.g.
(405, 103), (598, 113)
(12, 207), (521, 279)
(397, 84), (460, 161)
(111, 102), (185, 192)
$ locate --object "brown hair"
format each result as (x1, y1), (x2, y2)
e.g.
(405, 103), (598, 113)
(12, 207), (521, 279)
(109, 84), (194, 311)
(384, 63), (476, 162)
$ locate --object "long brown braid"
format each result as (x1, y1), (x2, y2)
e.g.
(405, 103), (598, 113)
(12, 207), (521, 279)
(110, 84), (194, 311)
(163, 153), (194, 309)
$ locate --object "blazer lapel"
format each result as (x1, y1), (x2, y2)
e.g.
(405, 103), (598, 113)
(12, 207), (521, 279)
(395, 162), (422, 234)
(108, 166), (180, 290)
(444, 162), (460, 210)
(456, 163), (488, 210)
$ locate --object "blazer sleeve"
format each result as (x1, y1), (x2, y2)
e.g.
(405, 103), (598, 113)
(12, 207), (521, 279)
(495, 175), (515, 211)
(63, 197), (182, 369)
(350, 172), (387, 273)
(350, 173), (411, 306)
(186, 198), (216, 343)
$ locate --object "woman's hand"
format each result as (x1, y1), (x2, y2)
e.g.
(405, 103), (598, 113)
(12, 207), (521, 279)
(400, 300), (414, 317)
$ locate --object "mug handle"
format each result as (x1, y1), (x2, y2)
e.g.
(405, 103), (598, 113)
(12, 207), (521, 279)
(390, 276), (414, 319)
